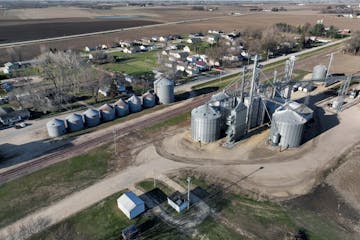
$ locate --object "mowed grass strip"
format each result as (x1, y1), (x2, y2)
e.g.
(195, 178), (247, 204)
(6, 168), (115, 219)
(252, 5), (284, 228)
(0, 145), (112, 228)
(30, 191), (187, 240)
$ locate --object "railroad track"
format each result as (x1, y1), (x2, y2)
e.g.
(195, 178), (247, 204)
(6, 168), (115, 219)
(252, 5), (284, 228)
(0, 94), (210, 184)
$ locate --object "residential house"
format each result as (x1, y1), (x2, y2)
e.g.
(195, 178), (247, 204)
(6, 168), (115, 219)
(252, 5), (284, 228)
(169, 51), (189, 60)
(206, 35), (220, 44)
(159, 36), (168, 42)
(3, 62), (20, 74)
(195, 60), (209, 71)
(183, 46), (191, 53)
(139, 45), (148, 52)
(187, 38), (201, 44)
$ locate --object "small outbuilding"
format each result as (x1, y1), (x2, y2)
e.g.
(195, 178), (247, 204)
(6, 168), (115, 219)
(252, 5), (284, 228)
(117, 191), (145, 220)
(121, 225), (139, 240)
(167, 191), (189, 213)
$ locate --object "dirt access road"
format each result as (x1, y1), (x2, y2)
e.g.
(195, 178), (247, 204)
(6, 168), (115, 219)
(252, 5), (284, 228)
(1, 100), (359, 240)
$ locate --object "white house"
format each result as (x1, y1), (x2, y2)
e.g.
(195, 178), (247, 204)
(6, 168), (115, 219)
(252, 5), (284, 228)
(167, 191), (189, 213)
(159, 36), (168, 42)
(3, 62), (20, 74)
(165, 63), (173, 68)
(206, 35), (220, 44)
(169, 51), (189, 60)
(139, 45), (148, 51)
(187, 38), (201, 44)
(183, 46), (191, 52)
(117, 191), (145, 219)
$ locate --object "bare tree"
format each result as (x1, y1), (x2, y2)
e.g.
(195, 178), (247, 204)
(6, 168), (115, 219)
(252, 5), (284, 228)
(36, 51), (87, 110)
(205, 40), (228, 62)
(346, 31), (360, 55)
(81, 67), (112, 103)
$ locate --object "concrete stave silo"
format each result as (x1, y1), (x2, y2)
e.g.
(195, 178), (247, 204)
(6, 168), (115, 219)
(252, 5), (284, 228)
(127, 95), (142, 113)
(66, 113), (84, 132)
(83, 108), (101, 127)
(191, 104), (222, 143)
(142, 92), (156, 108)
(114, 98), (129, 117)
(312, 65), (327, 81)
(47, 118), (67, 137)
(154, 77), (174, 104)
(99, 103), (116, 122)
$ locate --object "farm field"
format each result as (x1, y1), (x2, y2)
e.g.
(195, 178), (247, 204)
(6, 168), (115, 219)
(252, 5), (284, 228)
(1, 5), (360, 63)
(0, 18), (160, 44)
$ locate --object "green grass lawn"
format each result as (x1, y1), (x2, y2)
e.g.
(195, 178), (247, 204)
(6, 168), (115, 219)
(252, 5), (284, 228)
(103, 51), (158, 76)
(31, 190), (188, 240)
(0, 145), (112, 228)
(197, 216), (244, 240)
(136, 179), (174, 196)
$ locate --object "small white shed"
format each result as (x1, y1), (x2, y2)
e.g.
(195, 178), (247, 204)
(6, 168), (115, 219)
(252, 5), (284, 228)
(117, 191), (145, 219)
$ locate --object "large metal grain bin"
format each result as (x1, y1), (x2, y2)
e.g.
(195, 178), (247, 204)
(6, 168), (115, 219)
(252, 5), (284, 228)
(269, 109), (307, 148)
(83, 108), (100, 127)
(127, 95), (142, 113)
(99, 104), (116, 122)
(66, 113), (84, 132)
(142, 92), (156, 108)
(47, 118), (67, 137)
(312, 65), (327, 81)
(154, 77), (174, 104)
(114, 98), (129, 117)
(191, 104), (221, 143)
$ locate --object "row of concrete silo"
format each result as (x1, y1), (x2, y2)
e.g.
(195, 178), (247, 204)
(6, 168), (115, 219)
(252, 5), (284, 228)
(46, 90), (165, 137)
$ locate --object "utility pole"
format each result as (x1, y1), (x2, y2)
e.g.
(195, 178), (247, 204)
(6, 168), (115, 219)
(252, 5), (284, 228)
(153, 170), (156, 188)
(187, 177), (192, 210)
